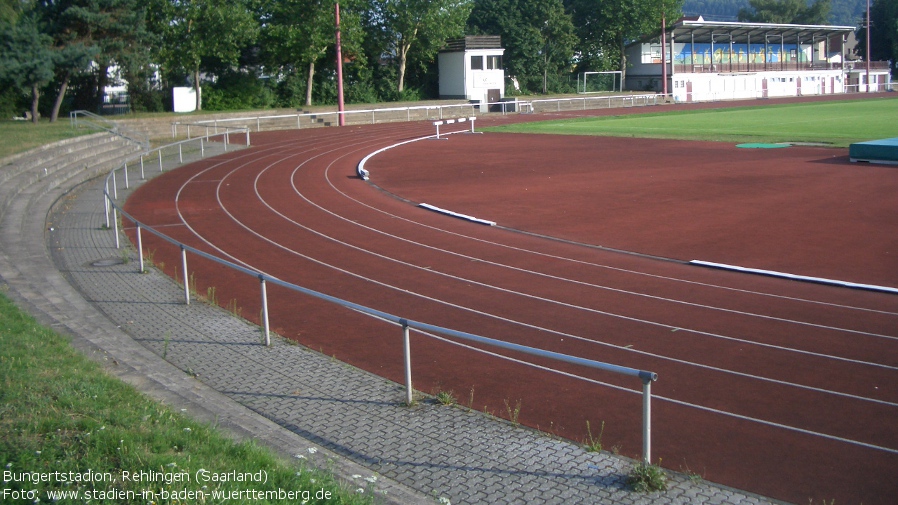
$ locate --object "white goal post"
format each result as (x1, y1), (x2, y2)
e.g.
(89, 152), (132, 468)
(578, 71), (623, 94)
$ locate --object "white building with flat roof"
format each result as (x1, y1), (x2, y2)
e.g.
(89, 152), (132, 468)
(439, 36), (505, 110)
(624, 17), (892, 102)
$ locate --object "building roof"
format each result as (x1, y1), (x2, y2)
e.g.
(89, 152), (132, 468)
(442, 36), (502, 52)
(635, 16), (855, 44)
(634, 17), (856, 45)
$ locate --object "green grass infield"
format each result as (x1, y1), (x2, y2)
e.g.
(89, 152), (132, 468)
(486, 97), (898, 148)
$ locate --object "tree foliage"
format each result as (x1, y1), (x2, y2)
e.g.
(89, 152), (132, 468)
(0, 15), (56, 122)
(738, 0), (831, 24)
(149, 0), (258, 110)
(855, 0), (898, 78)
(566, 0), (683, 81)
(469, 0), (576, 94)
(261, 0), (366, 107)
(366, 0), (472, 94)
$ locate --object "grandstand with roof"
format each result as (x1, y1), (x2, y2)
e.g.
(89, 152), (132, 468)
(625, 16), (892, 101)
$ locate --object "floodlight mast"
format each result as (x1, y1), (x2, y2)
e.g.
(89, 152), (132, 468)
(866, 0), (871, 93)
(661, 12), (668, 96)
(336, 2), (346, 126)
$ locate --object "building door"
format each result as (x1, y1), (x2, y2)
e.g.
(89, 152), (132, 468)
(487, 89), (501, 111)
(762, 78), (768, 98)
(686, 81), (693, 102)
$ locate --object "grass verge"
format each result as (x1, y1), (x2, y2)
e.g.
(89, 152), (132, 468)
(0, 289), (371, 504)
(485, 97), (898, 147)
(0, 120), (98, 160)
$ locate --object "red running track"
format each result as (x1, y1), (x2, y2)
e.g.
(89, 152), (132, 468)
(125, 105), (898, 505)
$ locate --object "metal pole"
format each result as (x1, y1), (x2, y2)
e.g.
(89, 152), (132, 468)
(224, 131), (229, 151)
(642, 378), (652, 464)
(661, 12), (668, 96)
(246, 129), (250, 147)
(866, 0), (871, 92)
(335, 3), (346, 126)
(201, 137), (204, 157)
(137, 224), (144, 273)
(178, 143), (183, 163)
(112, 207), (120, 249)
(158, 149), (163, 172)
(260, 276), (271, 346)
(112, 170), (118, 200)
(402, 320), (413, 405)
(103, 186), (110, 229)
(140, 155), (145, 179)
(181, 246), (190, 305)
(124, 161), (129, 189)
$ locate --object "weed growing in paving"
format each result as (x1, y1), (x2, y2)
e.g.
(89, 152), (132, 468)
(583, 420), (605, 452)
(0, 291), (371, 504)
(503, 399), (522, 427)
(435, 390), (457, 406)
(627, 460), (668, 493)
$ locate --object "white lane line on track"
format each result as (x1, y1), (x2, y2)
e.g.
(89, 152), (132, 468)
(166, 126), (898, 453)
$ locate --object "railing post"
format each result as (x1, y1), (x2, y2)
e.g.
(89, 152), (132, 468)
(181, 246), (190, 305)
(124, 161), (129, 189)
(112, 170), (118, 200)
(112, 207), (120, 249)
(200, 137), (204, 158)
(225, 131), (229, 151)
(140, 155), (145, 179)
(178, 143), (183, 163)
(642, 376), (653, 464)
(246, 129), (250, 147)
(260, 276), (271, 346)
(137, 224), (144, 273)
(402, 319), (413, 406)
(158, 149), (163, 172)
(103, 185), (110, 229)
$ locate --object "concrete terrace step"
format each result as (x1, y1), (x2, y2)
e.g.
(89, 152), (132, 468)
(0, 134), (141, 222)
(0, 133), (136, 186)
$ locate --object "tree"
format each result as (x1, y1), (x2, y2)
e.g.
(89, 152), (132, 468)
(261, 0), (364, 106)
(37, 0), (151, 120)
(0, 16), (56, 122)
(469, 0), (577, 94)
(150, 0), (258, 111)
(855, 0), (898, 78)
(738, 0), (832, 24)
(366, 0), (472, 94)
(565, 0), (682, 84)
(1, 0), (21, 24)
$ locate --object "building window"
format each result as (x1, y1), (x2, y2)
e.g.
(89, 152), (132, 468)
(641, 44), (662, 64)
(486, 55), (502, 70)
(471, 55), (483, 70)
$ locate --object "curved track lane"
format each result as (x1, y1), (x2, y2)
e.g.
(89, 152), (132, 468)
(125, 116), (898, 505)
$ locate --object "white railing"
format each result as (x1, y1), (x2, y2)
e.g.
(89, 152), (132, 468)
(170, 95), (662, 136)
(102, 127), (659, 463)
(71, 110), (150, 151)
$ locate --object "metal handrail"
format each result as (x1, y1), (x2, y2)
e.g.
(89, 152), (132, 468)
(104, 124), (659, 464)
(70, 110), (150, 151)
(170, 94), (662, 135)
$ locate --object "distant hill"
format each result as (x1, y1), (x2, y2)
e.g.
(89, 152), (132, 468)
(682, 0), (867, 27)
